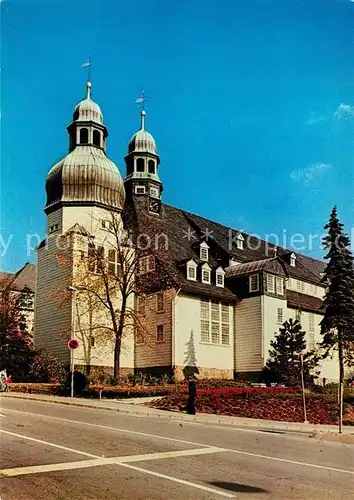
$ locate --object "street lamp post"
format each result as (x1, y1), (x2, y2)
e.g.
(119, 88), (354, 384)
(300, 352), (308, 424)
(68, 286), (77, 398)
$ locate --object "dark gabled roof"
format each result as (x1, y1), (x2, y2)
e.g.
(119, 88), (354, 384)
(126, 199), (326, 301)
(0, 263), (36, 293)
(287, 290), (323, 314)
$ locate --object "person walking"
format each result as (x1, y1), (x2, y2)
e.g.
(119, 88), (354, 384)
(186, 375), (197, 415)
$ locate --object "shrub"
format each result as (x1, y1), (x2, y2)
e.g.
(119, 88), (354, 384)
(28, 348), (67, 383)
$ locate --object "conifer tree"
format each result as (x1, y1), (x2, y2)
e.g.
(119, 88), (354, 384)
(183, 330), (199, 379)
(265, 319), (319, 387)
(320, 206), (354, 432)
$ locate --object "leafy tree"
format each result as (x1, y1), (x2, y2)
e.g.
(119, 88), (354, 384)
(265, 319), (319, 387)
(0, 277), (34, 381)
(320, 206), (354, 432)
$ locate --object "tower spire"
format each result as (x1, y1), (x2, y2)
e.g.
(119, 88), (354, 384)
(140, 109), (146, 130)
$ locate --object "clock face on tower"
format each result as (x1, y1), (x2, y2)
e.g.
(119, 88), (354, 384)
(148, 197), (161, 214)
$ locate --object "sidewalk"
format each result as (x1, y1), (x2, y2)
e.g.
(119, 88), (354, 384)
(2, 392), (353, 443)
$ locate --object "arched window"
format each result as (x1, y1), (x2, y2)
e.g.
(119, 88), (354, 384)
(80, 128), (89, 144)
(93, 130), (101, 147)
(136, 158), (145, 172)
(148, 160), (155, 174)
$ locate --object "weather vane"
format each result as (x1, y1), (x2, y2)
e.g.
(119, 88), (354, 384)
(135, 90), (151, 111)
(81, 57), (92, 81)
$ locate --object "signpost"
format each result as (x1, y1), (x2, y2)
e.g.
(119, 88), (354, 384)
(299, 352), (308, 424)
(67, 339), (79, 398)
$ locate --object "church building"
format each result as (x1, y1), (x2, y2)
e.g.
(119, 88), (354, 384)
(34, 80), (340, 382)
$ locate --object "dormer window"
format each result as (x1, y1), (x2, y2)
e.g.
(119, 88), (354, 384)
(215, 266), (225, 288)
(200, 241), (209, 261)
(290, 253), (296, 267)
(201, 263), (211, 284)
(187, 259), (197, 281)
(149, 186), (159, 198)
(236, 233), (244, 250)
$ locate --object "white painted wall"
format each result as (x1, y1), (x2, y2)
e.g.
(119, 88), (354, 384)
(262, 295), (288, 365)
(174, 294), (234, 371)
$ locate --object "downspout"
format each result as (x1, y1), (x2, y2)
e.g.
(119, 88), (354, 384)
(261, 271), (265, 369)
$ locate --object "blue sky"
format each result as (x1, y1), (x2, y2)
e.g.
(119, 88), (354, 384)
(1, 0), (353, 272)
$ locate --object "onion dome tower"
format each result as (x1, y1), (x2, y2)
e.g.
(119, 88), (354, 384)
(45, 81), (125, 215)
(124, 108), (162, 215)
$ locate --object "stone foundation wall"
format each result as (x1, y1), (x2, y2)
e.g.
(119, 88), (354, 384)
(75, 365), (133, 381)
(174, 366), (233, 381)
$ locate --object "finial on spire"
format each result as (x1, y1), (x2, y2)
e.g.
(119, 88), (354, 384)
(86, 81), (92, 99)
(273, 246), (278, 257)
(140, 109), (146, 130)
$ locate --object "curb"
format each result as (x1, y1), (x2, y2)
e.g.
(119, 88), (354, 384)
(2, 393), (354, 441)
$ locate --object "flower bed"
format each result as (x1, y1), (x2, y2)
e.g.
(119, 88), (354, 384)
(146, 390), (354, 425)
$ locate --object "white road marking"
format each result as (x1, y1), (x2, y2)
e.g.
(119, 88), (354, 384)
(119, 463), (236, 498)
(0, 430), (100, 459)
(0, 446), (225, 478)
(2, 407), (354, 476)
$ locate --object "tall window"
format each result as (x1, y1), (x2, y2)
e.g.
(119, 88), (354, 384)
(201, 265), (211, 284)
(108, 249), (122, 275)
(80, 128), (89, 144)
(200, 300), (230, 345)
(148, 160), (155, 174)
(249, 274), (259, 292)
(156, 292), (165, 312)
(295, 309), (302, 322)
(267, 274), (275, 293)
(93, 130), (101, 147)
(277, 308), (284, 324)
(276, 277), (284, 295)
(200, 243), (209, 261)
(156, 324), (164, 342)
(136, 158), (145, 172)
(216, 270), (224, 287)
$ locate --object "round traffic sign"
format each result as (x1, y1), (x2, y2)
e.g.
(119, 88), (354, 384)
(67, 339), (80, 350)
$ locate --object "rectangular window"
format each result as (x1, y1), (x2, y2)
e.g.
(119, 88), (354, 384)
(149, 186), (159, 198)
(49, 224), (59, 233)
(156, 324), (164, 343)
(276, 277), (284, 295)
(216, 273), (224, 287)
(187, 265), (196, 280)
(108, 249), (116, 274)
(287, 278), (293, 289)
(211, 321), (219, 344)
(96, 246), (104, 274)
(267, 274), (275, 293)
(135, 185), (146, 194)
(138, 255), (155, 274)
(88, 244), (96, 272)
(90, 337), (95, 347)
(101, 220), (112, 230)
(277, 308), (284, 324)
(202, 269), (211, 284)
(156, 292), (164, 312)
(200, 247), (208, 261)
(200, 300), (230, 345)
(309, 313), (314, 332)
(221, 304), (230, 345)
(295, 309), (302, 322)
(249, 274), (259, 292)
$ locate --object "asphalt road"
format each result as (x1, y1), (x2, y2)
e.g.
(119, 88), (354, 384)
(0, 397), (353, 500)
